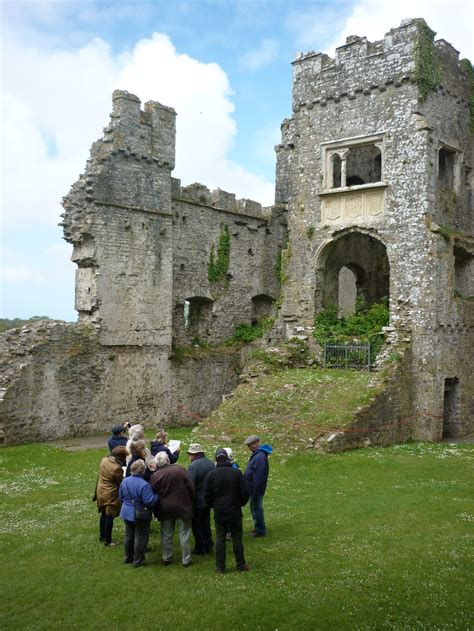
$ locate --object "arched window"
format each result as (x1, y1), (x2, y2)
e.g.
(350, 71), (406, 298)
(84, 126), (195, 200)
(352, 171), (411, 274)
(331, 154), (342, 188)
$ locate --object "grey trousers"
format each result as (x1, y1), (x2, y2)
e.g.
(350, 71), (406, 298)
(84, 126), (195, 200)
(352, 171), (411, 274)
(160, 518), (192, 565)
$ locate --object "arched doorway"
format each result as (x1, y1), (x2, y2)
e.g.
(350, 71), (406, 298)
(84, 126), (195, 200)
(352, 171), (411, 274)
(316, 231), (390, 313)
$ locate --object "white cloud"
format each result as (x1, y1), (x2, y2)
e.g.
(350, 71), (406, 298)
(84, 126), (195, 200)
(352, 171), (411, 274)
(1, 29), (274, 239)
(3, 264), (43, 283)
(286, 5), (346, 51)
(240, 38), (279, 71)
(324, 0), (473, 59)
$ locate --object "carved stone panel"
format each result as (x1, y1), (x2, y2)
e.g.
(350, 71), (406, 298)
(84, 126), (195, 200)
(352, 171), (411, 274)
(320, 187), (385, 224)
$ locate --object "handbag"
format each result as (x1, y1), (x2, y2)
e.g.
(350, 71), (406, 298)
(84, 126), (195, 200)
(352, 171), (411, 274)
(124, 480), (153, 522)
(134, 504), (153, 521)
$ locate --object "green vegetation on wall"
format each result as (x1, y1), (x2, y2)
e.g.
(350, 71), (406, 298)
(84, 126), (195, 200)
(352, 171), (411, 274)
(207, 224), (230, 283)
(230, 317), (274, 343)
(414, 22), (442, 102)
(313, 298), (389, 360)
(460, 58), (474, 132)
(0, 316), (52, 333)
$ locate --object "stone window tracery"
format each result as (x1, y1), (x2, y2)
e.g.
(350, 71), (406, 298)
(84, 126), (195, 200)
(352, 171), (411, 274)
(323, 134), (384, 191)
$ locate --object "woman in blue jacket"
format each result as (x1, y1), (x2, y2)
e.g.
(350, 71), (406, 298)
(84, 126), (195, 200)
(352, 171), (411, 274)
(119, 459), (160, 567)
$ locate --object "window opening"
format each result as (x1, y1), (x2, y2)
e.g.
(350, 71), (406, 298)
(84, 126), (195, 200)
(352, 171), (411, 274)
(443, 377), (460, 438)
(346, 145), (381, 185)
(331, 154), (342, 188)
(183, 300), (190, 329)
(454, 247), (474, 298)
(438, 147), (456, 190)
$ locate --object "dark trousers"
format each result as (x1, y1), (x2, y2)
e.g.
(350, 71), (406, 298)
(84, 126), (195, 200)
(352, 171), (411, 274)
(124, 519), (151, 565)
(214, 513), (246, 571)
(250, 495), (266, 535)
(192, 506), (213, 553)
(99, 511), (114, 544)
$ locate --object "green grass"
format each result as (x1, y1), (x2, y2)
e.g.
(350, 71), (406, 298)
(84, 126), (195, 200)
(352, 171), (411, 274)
(198, 368), (375, 448)
(1, 436), (472, 630)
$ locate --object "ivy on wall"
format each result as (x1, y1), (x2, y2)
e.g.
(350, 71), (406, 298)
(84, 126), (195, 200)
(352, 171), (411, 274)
(414, 22), (442, 102)
(460, 58), (474, 132)
(208, 225), (230, 283)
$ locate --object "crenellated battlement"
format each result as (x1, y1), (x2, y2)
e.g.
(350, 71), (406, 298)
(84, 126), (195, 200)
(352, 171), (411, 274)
(291, 18), (467, 109)
(98, 90), (176, 168)
(171, 178), (266, 218)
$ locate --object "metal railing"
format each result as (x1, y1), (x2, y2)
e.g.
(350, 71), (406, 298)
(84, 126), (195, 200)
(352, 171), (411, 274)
(323, 343), (371, 370)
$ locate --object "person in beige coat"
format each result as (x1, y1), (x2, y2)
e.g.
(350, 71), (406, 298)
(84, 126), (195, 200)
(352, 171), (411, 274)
(96, 446), (127, 546)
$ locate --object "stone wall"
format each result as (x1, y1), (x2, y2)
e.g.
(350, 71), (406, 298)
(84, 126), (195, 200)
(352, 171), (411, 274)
(0, 321), (241, 445)
(171, 180), (286, 345)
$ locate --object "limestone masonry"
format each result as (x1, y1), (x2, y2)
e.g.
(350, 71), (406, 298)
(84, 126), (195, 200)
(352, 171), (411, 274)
(1, 19), (472, 444)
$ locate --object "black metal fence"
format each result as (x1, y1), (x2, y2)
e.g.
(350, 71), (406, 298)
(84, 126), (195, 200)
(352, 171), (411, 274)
(323, 343), (371, 370)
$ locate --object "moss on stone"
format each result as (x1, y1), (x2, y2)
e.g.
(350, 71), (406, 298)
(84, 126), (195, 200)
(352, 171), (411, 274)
(414, 22), (442, 102)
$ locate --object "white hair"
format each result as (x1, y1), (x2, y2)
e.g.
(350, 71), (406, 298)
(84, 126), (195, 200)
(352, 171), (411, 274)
(130, 459), (146, 476)
(224, 447), (234, 461)
(129, 424), (144, 441)
(155, 451), (170, 468)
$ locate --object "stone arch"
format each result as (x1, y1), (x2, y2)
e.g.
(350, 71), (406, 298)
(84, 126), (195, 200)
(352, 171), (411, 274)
(315, 230), (390, 314)
(251, 294), (275, 324)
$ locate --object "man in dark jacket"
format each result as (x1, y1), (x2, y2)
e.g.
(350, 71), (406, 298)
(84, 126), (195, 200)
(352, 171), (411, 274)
(243, 434), (273, 537)
(150, 452), (195, 567)
(107, 424), (128, 452)
(187, 443), (215, 555)
(204, 448), (250, 574)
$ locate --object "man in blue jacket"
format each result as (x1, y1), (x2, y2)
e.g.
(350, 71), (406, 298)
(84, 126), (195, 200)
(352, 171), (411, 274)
(107, 424), (129, 452)
(243, 435), (273, 537)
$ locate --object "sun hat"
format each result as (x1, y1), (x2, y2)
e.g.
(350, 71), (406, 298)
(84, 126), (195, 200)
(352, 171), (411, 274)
(187, 443), (205, 454)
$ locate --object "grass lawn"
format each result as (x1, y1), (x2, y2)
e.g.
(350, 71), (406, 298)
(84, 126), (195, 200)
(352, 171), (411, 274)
(0, 434), (473, 630)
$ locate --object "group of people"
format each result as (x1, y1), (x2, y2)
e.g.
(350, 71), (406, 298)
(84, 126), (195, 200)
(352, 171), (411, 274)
(95, 422), (273, 573)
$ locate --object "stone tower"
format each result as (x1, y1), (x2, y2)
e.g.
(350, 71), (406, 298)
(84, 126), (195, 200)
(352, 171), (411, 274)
(275, 18), (473, 439)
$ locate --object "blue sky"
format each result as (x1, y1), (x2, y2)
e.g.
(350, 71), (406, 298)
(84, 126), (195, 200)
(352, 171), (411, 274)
(1, 0), (472, 321)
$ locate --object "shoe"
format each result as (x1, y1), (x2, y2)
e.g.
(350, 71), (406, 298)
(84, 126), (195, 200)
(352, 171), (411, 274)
(191, 549), (205, 556)
(238, 564), (251, 572)
(215, 568), (225, 574)
(133, 561), (145, 568)
(123, 558), (133, 564)
(105, 541), (119, 547)
(250, 532), (265, 538)
(226, 533), (232, 541)
(183, 561), (192, 568)
(161, 559), (172, 566)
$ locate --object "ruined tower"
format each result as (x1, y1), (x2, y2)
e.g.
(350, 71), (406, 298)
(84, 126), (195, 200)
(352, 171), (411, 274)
(0, 18), (472, 445)
(275, 18), (473, 439)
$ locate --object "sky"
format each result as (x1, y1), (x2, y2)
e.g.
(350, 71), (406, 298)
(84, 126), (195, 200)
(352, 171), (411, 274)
(1, 0), (472, 322)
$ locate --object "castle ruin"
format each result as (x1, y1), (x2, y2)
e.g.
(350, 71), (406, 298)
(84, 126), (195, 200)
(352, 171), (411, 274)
(1, 19), (472, 444)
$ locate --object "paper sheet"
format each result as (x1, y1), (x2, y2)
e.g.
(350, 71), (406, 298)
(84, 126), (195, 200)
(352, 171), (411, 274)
(168, 439), (181, 454)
